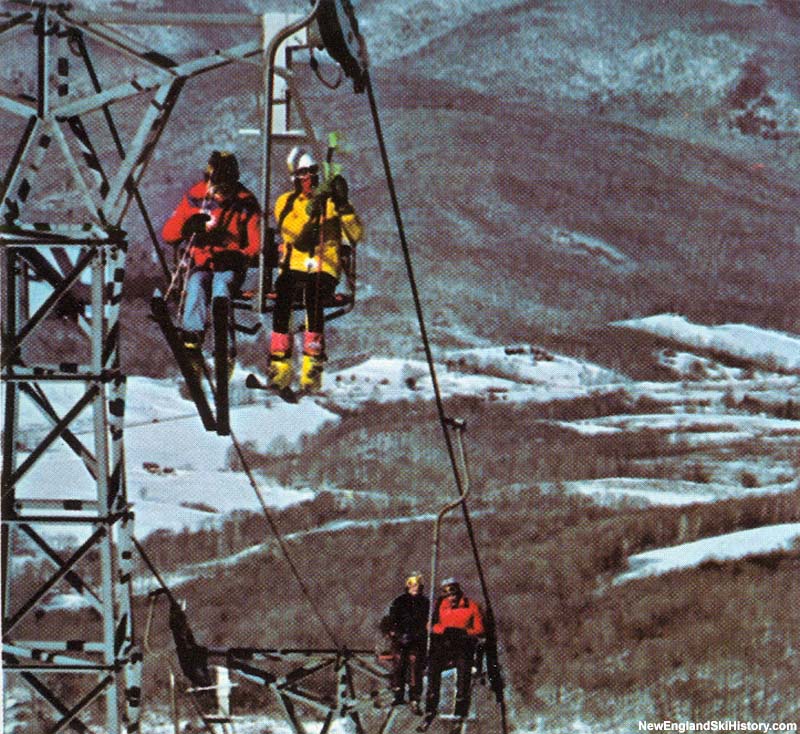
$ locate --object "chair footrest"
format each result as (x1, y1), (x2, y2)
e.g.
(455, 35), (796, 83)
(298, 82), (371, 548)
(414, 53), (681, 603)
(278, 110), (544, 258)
(264, 291), (353, 308)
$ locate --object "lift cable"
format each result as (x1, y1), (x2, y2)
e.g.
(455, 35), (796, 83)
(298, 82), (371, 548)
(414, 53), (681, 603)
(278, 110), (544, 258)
(133, 535), (180, 608)
(224, 420), (342, 649)
(133, 6), (499, 720)
(202, 353), (342, 648)
(364, 68), (492, 616)
(364, 70), (508, 732)
(132, 413), (342, 651)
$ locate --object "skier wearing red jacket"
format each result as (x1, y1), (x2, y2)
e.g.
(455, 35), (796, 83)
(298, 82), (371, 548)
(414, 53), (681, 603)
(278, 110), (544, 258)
(421, 578), (485, 729)
(162, 150), (261, 367)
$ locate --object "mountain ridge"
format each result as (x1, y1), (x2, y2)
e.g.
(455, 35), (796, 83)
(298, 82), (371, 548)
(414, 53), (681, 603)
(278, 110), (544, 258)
(2, 0), (799, 370)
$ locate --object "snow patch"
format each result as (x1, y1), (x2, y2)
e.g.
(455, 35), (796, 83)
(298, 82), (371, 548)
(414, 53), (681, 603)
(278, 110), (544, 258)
(656, 349), (751, 381)
(615, 523), (800, 583)
(563, 477), (792, 508)
(12, 378), (334, 540)
(616, 314), (800, 372)
(443, 345), (620, 387)
(557, 411), (800, 438)
(543, 227), (635, 271)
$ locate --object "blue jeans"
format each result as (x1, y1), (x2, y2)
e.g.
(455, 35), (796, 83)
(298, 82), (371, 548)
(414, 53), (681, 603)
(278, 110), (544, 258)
(181, 268), (238, 335)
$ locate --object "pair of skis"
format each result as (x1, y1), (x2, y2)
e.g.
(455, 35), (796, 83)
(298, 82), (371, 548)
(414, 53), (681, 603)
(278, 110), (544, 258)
(244, 372), (301, 404)
(153, 291), (309, 430)
(151, 293), (232, 435)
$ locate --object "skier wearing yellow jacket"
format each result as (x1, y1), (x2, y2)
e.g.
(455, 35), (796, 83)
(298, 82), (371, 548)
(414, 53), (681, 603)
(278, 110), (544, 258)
(269, 147), (363, 393)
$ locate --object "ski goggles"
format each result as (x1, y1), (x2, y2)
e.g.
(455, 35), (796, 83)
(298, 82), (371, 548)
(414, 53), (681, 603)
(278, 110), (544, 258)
(294, 165), (319, 178)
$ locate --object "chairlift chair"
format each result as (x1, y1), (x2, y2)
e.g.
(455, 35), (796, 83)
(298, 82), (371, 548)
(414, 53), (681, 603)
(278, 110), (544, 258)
(252, 227), (357, 327)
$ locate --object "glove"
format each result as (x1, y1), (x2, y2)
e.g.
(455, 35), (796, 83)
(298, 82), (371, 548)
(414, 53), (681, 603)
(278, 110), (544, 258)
(212, 249), (246, 272)
(181, 212), (210, 239)
(329, 174), (350, 211)
(294, 223), (319, 254)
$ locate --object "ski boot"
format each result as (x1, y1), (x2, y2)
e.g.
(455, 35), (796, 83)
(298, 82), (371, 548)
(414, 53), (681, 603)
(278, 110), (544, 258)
(268, 355), (293, 390)
(268, 332), (294, 388)
(300, 354), (324, 393)
(299, 331), (325, 394)
(417, 713), (435, 733)
(181, 331), (205, 380)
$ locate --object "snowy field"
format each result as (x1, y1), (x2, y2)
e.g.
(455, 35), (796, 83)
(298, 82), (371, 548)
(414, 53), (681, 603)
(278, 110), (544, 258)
(7, 315), (800, 732)
(9, 346), (631, 539)
(616, 314), (800, 372)
(11, 375), (333, 537)
(8, 313), (800, 580)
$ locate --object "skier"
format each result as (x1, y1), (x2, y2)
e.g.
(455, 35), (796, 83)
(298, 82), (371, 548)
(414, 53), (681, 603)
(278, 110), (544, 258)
(420, 578), (485, 731)
(385, 572), (429, 713)
(162, 150), (261, 373)
(268, 147), (363, 394)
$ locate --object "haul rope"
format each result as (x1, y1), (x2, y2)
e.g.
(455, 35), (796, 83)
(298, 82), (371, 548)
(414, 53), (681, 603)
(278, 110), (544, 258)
(224, 421), (342, 648)
(364, 70), (508, 734)
(132, 378), (342, 652)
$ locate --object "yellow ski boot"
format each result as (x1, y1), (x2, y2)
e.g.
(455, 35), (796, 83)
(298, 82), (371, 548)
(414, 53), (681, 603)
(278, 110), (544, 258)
(300, 354), (324, 393)
(299, 331), (325, 394)
(266, 331), (298, 402)
(268, 355), (293, 390)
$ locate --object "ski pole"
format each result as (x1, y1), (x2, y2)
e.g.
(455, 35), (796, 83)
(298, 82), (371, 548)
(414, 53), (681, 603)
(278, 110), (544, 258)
(165, 188), (214, 302)
(164, 239), (194, 302)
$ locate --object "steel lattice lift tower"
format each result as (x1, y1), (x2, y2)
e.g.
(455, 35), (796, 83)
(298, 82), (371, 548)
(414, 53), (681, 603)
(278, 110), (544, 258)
(1, 2), (368, 731)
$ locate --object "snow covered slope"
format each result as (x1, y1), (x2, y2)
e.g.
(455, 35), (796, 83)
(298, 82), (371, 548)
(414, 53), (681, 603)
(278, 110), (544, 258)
(8, 342), (622, 538)
(11, 376), (334, 537)
(615, 523), (800, 584)
(616, 314), (800, 372)
(10, 316), (800, 585)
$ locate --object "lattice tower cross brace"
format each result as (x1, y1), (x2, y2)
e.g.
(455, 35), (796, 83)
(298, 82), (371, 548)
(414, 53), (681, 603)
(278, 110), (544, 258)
(0, 5), (312, 732)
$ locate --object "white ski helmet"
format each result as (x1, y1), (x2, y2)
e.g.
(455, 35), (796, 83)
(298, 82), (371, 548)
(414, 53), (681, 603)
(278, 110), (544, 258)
(286, 147), (319, 183)
(441, 577), (461, 593)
